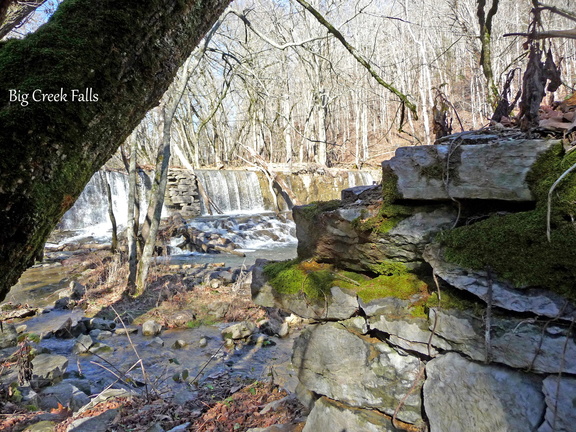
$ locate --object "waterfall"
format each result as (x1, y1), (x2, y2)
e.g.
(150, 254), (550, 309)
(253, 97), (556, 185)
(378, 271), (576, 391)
(195, 170), (265, 215)
(58, 170), (151, 233)
(348, 170), (375, 187)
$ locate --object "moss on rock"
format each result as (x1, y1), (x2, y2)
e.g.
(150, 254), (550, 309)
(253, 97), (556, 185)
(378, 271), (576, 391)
(438, 142), (576, 301)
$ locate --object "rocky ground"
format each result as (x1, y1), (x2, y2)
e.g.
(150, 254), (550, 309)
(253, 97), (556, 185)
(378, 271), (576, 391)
(0, 248), (307, 432)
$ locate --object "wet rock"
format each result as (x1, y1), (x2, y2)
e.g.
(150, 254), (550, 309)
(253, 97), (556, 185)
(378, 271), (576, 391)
(142, 320), (162, 336)
(172, 339), (187, 349)
(292, 322), (423, 426)
(69, 281), (86, 299)
(30, 354), (68, 389)
(222, 321), (256, 340)
(114, 327), (138, 336)
(303, 396), (401, 432)
(73, 335), (95, 354)
(148, 337), (164, 348)
(424, 352), (545, 432)
(383, 139), (559, 201)
(39, 383), (90, 412)
(0, 322), (18, 348)
(82, 318), (116, 332)
(199, 337), (208, 348)
(424, 244), (576, 321)
(539, 376), (576, 432)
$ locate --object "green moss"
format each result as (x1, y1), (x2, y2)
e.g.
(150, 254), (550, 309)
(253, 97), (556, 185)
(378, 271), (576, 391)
(297, 200), (342, 221)
(438, 143), (576, 301)
(381, 164), (399, 204)
(352, 202), (414, 235)
(263, 259), (334, 301)
(355, 273), (427, 303)
(366, 261), (407, 276)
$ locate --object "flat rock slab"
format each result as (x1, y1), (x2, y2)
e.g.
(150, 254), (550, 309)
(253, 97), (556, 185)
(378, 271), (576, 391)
(424, 243), (576, 321)
(382, 139), (560, 201)
(424, 352), (545, 432)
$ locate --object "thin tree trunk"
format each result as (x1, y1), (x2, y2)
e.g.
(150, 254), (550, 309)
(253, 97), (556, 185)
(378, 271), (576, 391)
(100, 172), (118, 254)
(126, 134), (139, 291)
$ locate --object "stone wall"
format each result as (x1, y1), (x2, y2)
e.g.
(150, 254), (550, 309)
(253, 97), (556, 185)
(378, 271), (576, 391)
(252, 134), (576, 432)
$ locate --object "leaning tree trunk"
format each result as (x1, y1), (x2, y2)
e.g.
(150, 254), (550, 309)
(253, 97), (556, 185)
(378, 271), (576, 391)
(0, 0), (231, 302)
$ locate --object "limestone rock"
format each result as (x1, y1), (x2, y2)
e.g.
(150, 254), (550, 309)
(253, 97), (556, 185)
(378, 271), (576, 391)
(221, 321), (256, 340)
(429, 308), (576, 374)
(303, 396), (401, 432)
(30, 354), (68, 389)
(294, 203), (455, 272)
(142, 320), (162, 337)
(424, 352), (545, 432)
(539, 376), (576, 432)
(22, 420), (57, 432)
(73, 335), (95, 354)
(0, 322), (18, 348)
(292, 322), (424, 426)
(383, 139), (559, 201)
(424, 243), (576, 321)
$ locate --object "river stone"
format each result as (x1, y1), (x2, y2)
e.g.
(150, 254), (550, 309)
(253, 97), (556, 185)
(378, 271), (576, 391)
(424, 352), (545, 432)
(303, 396), (401, 432)
(221, 321), (256, 340)
(39, 383), (90, 412)
(292, 322), (424, 426)
(23, 420), (57, 432)
(539, 376), (576, 432)
(30, 354), (68, 389)
(73, 334), (95, 354)
(424, 243), (576, 321)
(383, 139), (559, 201)
(142, 320), (162, 336)
(0, 322), (18, 348)
(83, 317), (116, 331)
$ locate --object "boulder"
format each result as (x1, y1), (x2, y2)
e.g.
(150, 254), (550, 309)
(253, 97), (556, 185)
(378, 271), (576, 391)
(30, 354), (68, 389)
(66, 408), (119, 432)
(424, 243), (576, 321)
(39, 383), (90, 412)
(303, 396), (401, 432)
(424, 352), (545, 432)
(292, 322), (424, 426)
(142, 320), (162, 336)
(539, 376), (576, 432)
(221, 321), (256, 340)
(73, 335), (95, 354)
(0, 322), (18, 348)
(383, 139), (559, 201)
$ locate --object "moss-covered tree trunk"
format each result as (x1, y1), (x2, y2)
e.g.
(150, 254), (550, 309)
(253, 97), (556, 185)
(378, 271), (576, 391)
(0, 0), (231, 301)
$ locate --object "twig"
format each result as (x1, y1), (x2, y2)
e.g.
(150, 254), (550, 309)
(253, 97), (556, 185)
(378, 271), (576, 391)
(190, 341), (227, 385)
(547, 161), (576, 241)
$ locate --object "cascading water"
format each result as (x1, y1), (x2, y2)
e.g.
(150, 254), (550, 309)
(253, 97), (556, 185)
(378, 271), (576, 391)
(348, 170), (375, 187)
(57, 170), (151, 239)
(195, 170), (266, 215)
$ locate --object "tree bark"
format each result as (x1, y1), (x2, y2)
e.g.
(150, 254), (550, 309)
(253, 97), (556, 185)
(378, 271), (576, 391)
(0, 0), (231, 301)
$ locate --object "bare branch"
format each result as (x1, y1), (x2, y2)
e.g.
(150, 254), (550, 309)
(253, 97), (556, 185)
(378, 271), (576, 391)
(291, 0), (418, 120)
(504, 29), (576, 40)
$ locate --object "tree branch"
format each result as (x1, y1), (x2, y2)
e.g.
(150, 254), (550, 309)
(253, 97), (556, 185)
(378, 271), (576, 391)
(292, 0), (418, 120)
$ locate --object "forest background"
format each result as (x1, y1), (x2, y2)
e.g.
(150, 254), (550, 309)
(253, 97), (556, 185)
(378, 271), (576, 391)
(8, 0), (576, 170)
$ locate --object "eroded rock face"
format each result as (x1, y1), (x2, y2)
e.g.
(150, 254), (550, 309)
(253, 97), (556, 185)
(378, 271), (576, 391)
(383, 139), (560, 201)
(292, 322), (424, 426)
(30, 354), (68, 389)
(293, 203), (456, 272)
(424, 243), (576, 322)
(303, 396), (402, 432)
(539, 376), (576, 432)
(424, 352), (545, 432)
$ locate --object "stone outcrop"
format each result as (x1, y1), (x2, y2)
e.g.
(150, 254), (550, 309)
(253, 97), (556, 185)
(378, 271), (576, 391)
(253, 137), (576, 432)
(382, 137), (560, 201)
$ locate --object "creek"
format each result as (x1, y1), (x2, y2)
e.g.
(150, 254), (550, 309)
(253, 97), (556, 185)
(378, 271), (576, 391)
(2, 167), (376, 399)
